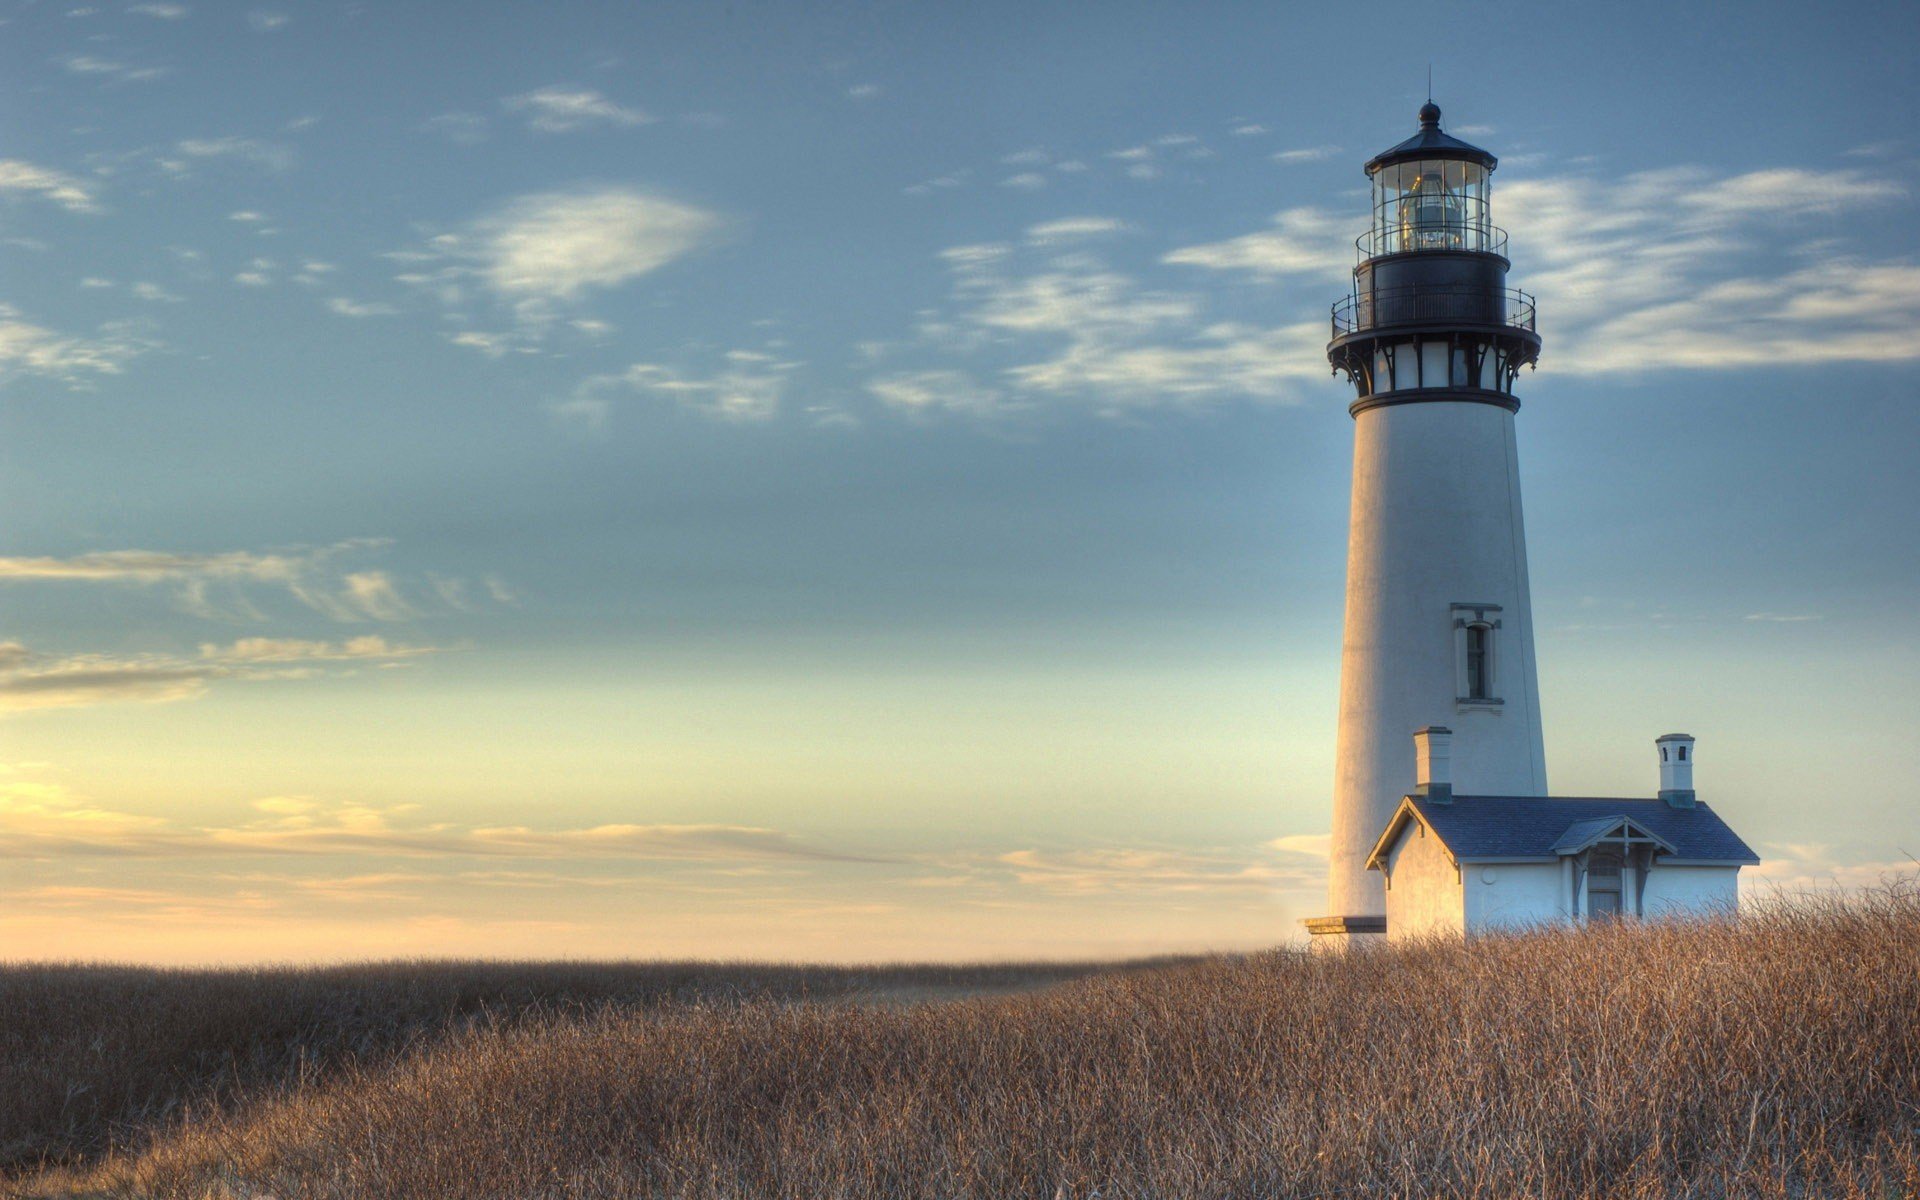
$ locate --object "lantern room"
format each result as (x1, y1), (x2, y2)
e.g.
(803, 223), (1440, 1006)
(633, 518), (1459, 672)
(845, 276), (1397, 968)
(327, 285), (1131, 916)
(1362, 102), (1501, 259)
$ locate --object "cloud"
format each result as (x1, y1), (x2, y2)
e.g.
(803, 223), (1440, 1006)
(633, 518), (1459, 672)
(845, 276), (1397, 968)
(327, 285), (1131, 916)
(900, 242), (1329, 414)
(0, 635), (441, 714)
(325, 296), (397, 318)
(447, 330), (515, 357)
(867, 370), (1010, 419)
(505, 86), (653, 133)
(0, 540), (486, 623)
(0, 783), (880, 864)
(1751, 843), (1920, 893)
(0, 646), (216, 711)
(1166, 162), (1919, 376)
(0, 305), (153, 387)
(1495, 165), (1915, 372)
(846, 83), (882, 101)
(408, 187), (722, 345)
(247, 9), (288, 30)
(0, 160), (100, 213)
(976, 844), (1324, 895)
(201, 635), (442, 663)
(1025, 217), (1130, 244)
(571, 349), (801, 423)
(127, 2), (189, 15)
(1272, 145), (1341, 164)
(1161, 207), (1352, 278)
(175, 136), (294, 172)
(481, 189), (716, 300)
(59, 54), (167, 82)
(1268, 833), (1332, 858)
(999, 173), (1047, 190)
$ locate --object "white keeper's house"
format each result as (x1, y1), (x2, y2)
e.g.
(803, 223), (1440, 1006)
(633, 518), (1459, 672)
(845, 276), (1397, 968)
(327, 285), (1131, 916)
(1303, 103), (1758, 947)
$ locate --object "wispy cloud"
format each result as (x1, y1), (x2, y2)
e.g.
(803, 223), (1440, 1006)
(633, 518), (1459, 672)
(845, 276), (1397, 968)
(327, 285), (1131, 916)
(246, 9), (288, 31)
(892, 239), (1327, 415)
(1025, 217), (1130, 244)
(127, 2), (189, 16)
(867, 369), (1011, 419)
(946, 841), (1325, 896)
(59, 53), (167, 83)
(1161, 207), (1352, 278)
(174, 136), (295, 172)
(325, 296), (397, 318)
(1272, 145), (1341, 164)
(0, 635), (444, 713)
(569, 349), (801, 424)
(0, 160), (101, 213)
(0, 305), (153, 388)
(505, 86), (653, 133)
(0, 540), (485, 623)
(0, 784), (879, 863)
(407, 187), (722, 348)
(1165, 163), (1919, 375)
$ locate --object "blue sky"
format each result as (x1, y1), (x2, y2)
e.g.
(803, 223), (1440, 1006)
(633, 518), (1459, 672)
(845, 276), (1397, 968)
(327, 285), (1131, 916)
(2, 0), (1917, 961)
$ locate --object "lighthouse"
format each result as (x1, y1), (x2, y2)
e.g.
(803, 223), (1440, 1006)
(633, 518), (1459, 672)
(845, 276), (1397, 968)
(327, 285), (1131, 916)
(1302, 105), (1757, 945)
(1306, 103), (1550, 948)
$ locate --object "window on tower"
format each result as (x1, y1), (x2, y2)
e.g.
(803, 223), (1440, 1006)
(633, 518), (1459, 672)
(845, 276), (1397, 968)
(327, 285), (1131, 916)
(1465, 624), (1491, 700)
(1451, 603), (1503, 709)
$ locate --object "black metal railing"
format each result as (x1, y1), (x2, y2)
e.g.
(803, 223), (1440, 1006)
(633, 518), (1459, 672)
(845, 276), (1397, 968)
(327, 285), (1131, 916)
(1355, 223), (1509, 262)
(1331, 285), (1537, 338)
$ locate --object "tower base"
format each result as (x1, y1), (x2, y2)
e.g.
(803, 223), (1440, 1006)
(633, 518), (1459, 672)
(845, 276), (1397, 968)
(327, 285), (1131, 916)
(1303, 914), (1387, 953)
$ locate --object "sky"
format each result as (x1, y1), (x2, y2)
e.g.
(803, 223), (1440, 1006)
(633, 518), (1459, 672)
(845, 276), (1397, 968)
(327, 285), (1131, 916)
(2, 0), (1917, 963)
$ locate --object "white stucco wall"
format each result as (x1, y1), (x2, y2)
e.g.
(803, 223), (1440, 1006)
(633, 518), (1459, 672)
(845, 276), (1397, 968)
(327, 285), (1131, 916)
(1462, 862), (1566, 934)
(1382, 821), (1464, 941)
(1327, 399), (1550, 921)
(1641, 864), (1740, 918)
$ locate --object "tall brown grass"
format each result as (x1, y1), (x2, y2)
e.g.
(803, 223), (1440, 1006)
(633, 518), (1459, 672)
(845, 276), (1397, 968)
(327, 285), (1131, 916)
(0, 958), (1123, 1179)
(10, 886), (1920, 1199)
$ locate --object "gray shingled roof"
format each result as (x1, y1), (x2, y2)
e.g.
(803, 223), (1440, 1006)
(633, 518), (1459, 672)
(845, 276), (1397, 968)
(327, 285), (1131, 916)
(1404, 795), (1759, 864)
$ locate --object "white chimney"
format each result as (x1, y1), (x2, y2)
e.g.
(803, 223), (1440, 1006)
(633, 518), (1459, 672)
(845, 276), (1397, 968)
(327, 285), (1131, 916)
(1656, 733), (1696, 807)
(1413, 725), (1453, 802)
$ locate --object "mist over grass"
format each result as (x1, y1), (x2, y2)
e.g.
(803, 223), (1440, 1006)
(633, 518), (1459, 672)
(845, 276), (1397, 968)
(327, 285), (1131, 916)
(7, 886), (1919, 1199)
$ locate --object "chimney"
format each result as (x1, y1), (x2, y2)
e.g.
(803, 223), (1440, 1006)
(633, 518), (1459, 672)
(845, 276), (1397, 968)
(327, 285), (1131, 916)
(1413, 726), (1453, 802)
(1656, 733), (1696, 807)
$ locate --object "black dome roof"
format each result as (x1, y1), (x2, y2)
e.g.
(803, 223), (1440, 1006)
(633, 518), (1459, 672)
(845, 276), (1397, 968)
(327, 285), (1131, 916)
(1364, 102), (1497, 176)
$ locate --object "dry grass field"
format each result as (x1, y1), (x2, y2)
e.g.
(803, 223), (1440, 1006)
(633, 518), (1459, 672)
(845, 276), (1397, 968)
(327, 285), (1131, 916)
(6, 886), (1919, 1199)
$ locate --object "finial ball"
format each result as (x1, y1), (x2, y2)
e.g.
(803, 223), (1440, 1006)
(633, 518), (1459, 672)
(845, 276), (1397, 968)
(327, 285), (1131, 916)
(1418, 101), (1442, 128)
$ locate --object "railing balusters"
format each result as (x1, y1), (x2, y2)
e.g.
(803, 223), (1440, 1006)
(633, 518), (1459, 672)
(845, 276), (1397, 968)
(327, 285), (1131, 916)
(1331, 286), (1536, 337)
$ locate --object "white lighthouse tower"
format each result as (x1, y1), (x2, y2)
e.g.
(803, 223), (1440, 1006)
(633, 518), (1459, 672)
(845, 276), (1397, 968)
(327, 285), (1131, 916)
(1306, 103), (1550, 948)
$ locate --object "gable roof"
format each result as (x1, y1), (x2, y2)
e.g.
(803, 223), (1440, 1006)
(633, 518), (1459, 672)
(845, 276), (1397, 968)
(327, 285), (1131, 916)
(1366, 794), (1760, 871)
(1549, 815), (1678, 857)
